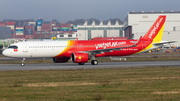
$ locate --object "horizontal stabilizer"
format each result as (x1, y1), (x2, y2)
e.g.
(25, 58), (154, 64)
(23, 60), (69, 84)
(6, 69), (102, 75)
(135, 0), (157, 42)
(153, 41), (176, 46)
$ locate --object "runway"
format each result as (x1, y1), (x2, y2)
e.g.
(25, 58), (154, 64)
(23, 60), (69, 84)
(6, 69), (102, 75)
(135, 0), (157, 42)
(0, 61), (180, 71)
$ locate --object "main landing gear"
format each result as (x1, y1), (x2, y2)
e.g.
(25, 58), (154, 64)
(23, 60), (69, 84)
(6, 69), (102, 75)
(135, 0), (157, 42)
(21, 58), (25, 66)
(78, 60), (98, 65)
(91, 55), (98, 65)
(91, 60), (98, 65)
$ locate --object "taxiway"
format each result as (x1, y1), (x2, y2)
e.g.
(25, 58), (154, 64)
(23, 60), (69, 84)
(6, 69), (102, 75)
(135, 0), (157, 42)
(0, 61), (180, 71)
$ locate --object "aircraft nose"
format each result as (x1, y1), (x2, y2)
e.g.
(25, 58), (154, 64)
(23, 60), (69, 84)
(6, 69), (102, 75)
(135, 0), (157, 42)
(2, 50), (8, 57)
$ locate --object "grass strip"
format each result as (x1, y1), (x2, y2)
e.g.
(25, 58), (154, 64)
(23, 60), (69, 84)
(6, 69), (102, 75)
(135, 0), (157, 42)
(0, 67), (180, 100)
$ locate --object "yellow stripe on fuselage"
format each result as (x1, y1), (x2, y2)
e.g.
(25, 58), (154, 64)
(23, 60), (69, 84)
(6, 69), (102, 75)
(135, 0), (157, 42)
(54, 40), (71, 57)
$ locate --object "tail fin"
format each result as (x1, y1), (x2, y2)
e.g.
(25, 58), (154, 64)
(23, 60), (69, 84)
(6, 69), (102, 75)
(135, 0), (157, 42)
(142, 15), (166, 43)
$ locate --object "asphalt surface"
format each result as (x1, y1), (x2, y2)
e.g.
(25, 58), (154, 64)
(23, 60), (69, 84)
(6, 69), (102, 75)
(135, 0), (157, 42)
(0, 61), (180, 71)
(0, 57), (48, 61)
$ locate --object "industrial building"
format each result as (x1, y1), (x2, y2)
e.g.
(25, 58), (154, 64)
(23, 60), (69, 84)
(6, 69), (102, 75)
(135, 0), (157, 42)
(77, 20), (123, 40)
(124, 11), (180, 46)
(0, 26), (11, 39)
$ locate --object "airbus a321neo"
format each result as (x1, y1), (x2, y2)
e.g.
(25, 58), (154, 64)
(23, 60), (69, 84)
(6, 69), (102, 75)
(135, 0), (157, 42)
(2, 15), (173, 66)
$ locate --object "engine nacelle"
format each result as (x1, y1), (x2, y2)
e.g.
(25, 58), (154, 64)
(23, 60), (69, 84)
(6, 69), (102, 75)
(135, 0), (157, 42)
(71, 53), (89, 63)
(52, 57), (69, 63)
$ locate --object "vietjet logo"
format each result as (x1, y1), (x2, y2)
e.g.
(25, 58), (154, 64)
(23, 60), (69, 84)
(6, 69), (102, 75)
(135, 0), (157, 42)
(148, 17), (163, 39)
(95, 41), (126, 49)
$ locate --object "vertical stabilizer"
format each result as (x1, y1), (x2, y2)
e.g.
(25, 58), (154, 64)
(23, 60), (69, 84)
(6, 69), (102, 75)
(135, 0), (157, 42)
(142, 15), (166, 43)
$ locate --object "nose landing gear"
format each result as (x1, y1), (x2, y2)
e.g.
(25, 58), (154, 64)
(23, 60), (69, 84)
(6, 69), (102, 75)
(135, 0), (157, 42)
(21, 58), (25, 66)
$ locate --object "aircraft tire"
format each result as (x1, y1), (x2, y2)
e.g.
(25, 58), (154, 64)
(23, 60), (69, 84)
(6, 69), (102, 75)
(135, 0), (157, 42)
(91, 60), (94, 65)
(91, 60), (98, 65)
(78, 63), (85, 65)
(21, 63), (25, 66)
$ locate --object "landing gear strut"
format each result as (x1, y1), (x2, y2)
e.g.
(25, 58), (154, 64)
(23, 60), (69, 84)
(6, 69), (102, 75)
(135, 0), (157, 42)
(21, 58), (25, 66)
(91, 60), (98, 65)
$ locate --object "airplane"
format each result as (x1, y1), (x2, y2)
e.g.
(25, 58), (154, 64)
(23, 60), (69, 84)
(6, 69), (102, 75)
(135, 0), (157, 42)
(2, 15), (173, 66)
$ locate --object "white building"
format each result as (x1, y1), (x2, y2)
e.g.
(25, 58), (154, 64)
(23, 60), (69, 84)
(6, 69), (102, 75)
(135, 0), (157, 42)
(77, 20), (123, 40)
(124, 11), (180, 46)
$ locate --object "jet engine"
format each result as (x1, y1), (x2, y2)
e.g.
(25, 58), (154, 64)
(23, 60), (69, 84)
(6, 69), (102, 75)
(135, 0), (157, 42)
(52, 57), (69, 63)
(71, 53), (89, 63)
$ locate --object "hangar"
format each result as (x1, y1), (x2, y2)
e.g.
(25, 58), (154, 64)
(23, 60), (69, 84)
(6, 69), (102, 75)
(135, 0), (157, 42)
(124, 11), (180, 46)
(77, 20), (123, 40)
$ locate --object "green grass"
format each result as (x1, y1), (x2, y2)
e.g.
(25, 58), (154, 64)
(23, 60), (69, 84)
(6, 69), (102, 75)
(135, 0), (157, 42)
(0, 67), (180, 100)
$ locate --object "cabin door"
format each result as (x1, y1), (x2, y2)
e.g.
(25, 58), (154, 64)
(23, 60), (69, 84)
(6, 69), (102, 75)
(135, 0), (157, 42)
(23, 43), (28, 52)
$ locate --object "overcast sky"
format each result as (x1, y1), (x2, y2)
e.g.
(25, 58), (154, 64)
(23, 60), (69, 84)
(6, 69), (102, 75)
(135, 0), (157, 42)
(0, 0), (180, 22)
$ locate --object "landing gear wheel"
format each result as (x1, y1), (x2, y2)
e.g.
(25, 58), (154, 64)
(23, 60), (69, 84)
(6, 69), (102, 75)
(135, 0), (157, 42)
(78, 63), (85, 65)
(21, 63), (25, 66)
(91, 60), (98, 65)
(21, 58), (25, 66)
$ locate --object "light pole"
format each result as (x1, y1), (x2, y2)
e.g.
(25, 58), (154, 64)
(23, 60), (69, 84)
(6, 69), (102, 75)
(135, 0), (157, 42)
(3, 29), (6, 39)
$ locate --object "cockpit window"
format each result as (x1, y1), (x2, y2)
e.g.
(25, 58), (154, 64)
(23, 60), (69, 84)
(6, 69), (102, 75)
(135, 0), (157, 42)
(8, 46), (18, 49)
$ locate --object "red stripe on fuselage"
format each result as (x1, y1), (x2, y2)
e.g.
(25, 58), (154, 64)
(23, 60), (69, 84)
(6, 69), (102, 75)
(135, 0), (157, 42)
(56, 40), (141, 57)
